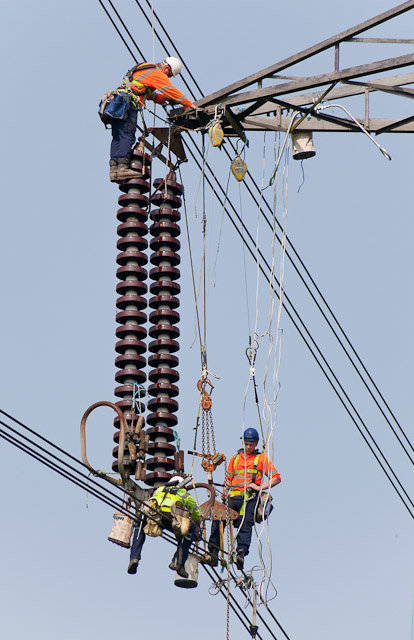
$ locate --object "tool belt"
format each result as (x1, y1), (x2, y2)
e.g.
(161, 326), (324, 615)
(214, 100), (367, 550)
(98, 90), (133, 128)
(255, 493), (273, 523)
(142, 500), (162, 537)
(170, 503), (191, 536)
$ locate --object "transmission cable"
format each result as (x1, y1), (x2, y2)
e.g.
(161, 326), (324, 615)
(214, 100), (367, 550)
(129, 0), (414, 463)
(99, 0), (414, 518)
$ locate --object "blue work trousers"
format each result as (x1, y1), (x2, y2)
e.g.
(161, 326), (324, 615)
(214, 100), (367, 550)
(110, 106), (138, 161)
(209, 494), (259, 556)
(130, 513), (198, 568)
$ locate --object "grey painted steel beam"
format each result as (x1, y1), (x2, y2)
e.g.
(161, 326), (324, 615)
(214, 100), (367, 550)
(242, 116), (414, 133)
(245, 72), (414, 115)
(205, 53), (414, 110)
(344, 79), (414, 98)
(196, 1), (414, 107)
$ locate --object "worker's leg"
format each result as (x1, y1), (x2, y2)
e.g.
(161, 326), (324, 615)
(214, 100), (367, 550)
(128, 517), (146, 574)
(235, 495), (259, 556)
(110, 107), (138, 161)
(130, 518), (146, 561)
(177, 520), (198, 568)
(208, 495), (243, 557)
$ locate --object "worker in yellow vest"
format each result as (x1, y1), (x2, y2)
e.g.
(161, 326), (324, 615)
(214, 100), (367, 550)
(206, 428), (281, 570)
(128, 476), (202, 577)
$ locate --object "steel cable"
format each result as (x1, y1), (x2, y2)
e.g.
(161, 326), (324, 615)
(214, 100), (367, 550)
(128, 0), (414, 464)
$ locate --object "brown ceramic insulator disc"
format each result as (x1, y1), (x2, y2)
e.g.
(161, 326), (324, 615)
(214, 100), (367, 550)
(145, 456), (175, 471)
(146, 425), (175, 442)
(147, 396), (178, 414)
(149, 323), (180, 339)
(118, 189), (150, 207)
(118, 195), (149, 210)
(148, 382), (179, 397)
(116, 397), (146, 410)
(150, 251), (180, 267)
(116, 265), (147, 281)
(149, 309), (180, 326)
(149, 280), (180, 296)
(115, 368), (146, 384)
(148, 354), (179, 371)
(147, 411), (177, 427)
(116, 280), (147, 296)
(116, 250), (148, 267)
(116, 294), (147, 311)
(149, 294), (179, 310)
(148, 338), (179, 354)
(117, 220), (148, 237)
(148, 367), (179, 383)
(149, 235), (181, 252)
(118, 175), (150, 192)
(151, 193), (182, 208)
(153, 178), (184, 195)
(117, 235), (148, 252)
(111, 444), (132, 459)
(150, 208), (181, 223)
(147, 441), (176, 456)
(150, 220), (180, 238)
(149, 265), (180, 281)
(115, 353), (146, 369)
(117, 205), (148, 224)
(144, 471), (173, 486)
(115, 324), (147, 341)
(115, 338), (146, 355)
(115, 383), (145, 398)
(116, 310), (147, 325)
(131, 144), (151, 162)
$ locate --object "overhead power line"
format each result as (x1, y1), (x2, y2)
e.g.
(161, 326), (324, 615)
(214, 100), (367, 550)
(0, 407), (287, 640)
(97, 0), (414, 518)
(130, 0), (414, 466)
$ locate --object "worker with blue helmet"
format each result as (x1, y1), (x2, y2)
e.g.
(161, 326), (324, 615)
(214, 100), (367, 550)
(204, 427), (281, 570)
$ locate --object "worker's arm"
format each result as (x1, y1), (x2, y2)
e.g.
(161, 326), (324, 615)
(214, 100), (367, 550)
(145, 68), (195, 109)
(248, 455), (281, 492)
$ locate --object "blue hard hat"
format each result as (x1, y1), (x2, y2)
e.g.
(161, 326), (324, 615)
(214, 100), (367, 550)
(243, 427), (259, 442)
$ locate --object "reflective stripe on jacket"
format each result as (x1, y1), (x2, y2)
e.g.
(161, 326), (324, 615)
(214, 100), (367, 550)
(152, 486), (202, 523)
(226, 449), (281, 496)
(119, 62), (193, 109)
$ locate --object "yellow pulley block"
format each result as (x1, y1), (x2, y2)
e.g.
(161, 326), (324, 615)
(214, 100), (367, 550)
(209, 122), (224, 147)
(231, 155), (247, 181)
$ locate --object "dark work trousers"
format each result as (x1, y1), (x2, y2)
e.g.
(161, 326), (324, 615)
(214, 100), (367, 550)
(209, 493), (259, 556)
(130, 513), (198, 568)
(110, 106), (139, 161)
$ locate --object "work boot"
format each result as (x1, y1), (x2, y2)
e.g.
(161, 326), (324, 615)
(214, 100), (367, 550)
(127, 558), (139, 574)
(117, 157), (144, 180)
(176, 564), (188, 579)
(235, 549), (246, 571)
(109, 160), (118, 182)
(200, 552), (218, 567)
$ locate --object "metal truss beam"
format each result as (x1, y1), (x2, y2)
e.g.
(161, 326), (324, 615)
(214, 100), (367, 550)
(196, 0), (414, 107)
(241, 116), (414, 133)
(200, 53), (414, 111)
(245, 72), (414, 115)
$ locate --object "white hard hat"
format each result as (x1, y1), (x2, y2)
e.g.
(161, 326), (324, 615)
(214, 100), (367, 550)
(167, 475), (183, 485)
(164, 56), (182, 77)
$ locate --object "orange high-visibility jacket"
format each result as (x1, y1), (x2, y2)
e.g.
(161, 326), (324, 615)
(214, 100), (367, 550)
(226, 449), (281, 496)
(125, 62), (193, 109)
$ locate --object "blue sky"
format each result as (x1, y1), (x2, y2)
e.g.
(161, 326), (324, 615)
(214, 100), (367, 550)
(0, 1), (413, 639)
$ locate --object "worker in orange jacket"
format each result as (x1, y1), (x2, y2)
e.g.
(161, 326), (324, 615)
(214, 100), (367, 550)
(206, 427), (281, 570)
(109, 56), (196, 182)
